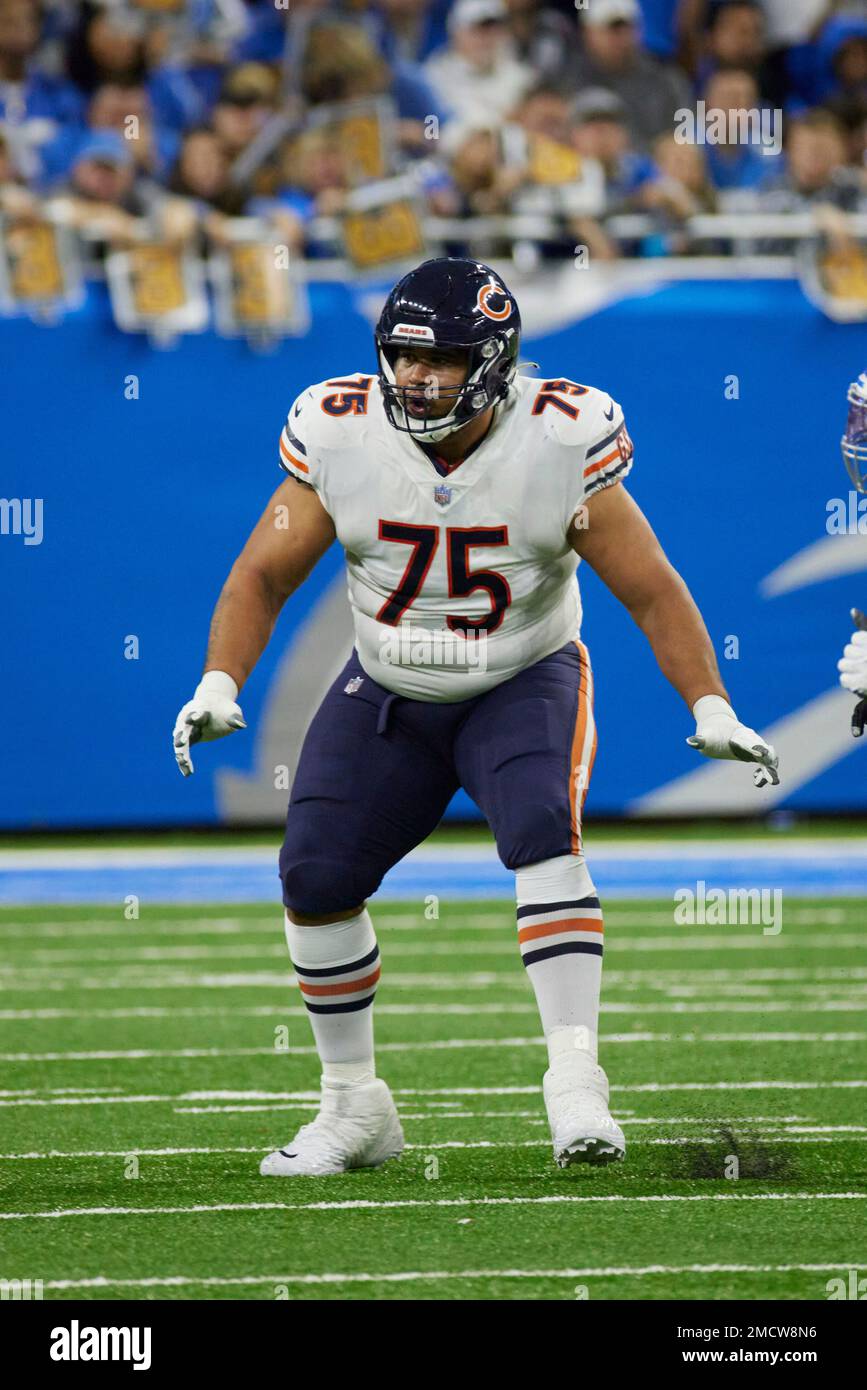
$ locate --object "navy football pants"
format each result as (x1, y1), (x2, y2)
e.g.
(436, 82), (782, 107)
(279, 642), (596, 916)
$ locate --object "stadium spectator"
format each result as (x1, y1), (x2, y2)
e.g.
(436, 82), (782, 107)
(814, 11), (867, 105)
(154, 122), (250, 250)
(0, 120), (34, 213)
(301, 19), (447, 152)
(138, 1), (254, 121)
(827, 92), (867, 169)
(553, 0), (693, 150)
(636, 0), (701, 63)
(39, 77), (180, 189)
(89, 81), (179, 180)
(698, 1), (768, 82)
(0, 121), (13, 181)
(210, 62), (280, 163)
(66, 4), (204, 132)
(436, 119), (612, 260)
(510, 83), (572, 146)
(503, 0), (575, 81)
(364, 0), (451, 65)
(45, 127), (156, 249)
(229, 0), (328, 66)
(757, 107), (864, 213)
(168, 125), (247, 216)
(700, 68), (783, 192)
(440, 124), (517, 217)
(652, 128), (717, 212)
(629, 132), (720, 254)
(247, 128), (350, 259)
(0, 0), (84, 181)
(569, 87), (661, 212)
(423, 0), (535, 128)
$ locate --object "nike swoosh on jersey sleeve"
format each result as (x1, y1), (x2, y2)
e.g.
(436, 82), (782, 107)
(278, 391), (313, 482)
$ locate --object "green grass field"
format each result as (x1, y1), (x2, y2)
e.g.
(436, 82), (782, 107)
(1, 888), (866, 1301)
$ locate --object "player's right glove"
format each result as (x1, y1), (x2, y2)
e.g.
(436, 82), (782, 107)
(686, 695), (780, 787)
(173, 670), (246, 777)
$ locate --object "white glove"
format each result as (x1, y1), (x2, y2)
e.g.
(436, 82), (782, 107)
(173, 670), (246, 777)
(686, 694), (780, 788)
(838, 627), (867, 697)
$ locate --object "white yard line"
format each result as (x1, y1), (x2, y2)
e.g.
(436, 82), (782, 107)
(35, 1262), (862, 1291)
(1, 1131), (863, 1160)
(4, 999), (865, 1021)
(1, 1078), (865, 1109)
(2, 1192), (865, 1222)
(0, 973), (534, 992)
(2, 935), (864, 966)
(3, 968), (866, 995)
(0, 909), (854, 937)
(2, 1032), (865, 1061)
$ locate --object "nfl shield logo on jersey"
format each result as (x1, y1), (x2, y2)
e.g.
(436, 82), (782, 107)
(344, 676), (364, 694)
(434, 483), (452, 507)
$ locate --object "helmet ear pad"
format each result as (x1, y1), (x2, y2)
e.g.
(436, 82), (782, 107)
(486, 329), (520, 398)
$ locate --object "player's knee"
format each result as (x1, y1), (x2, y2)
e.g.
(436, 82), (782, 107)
(495, 802), (574, 873)
(515, 851), (597, 903)
(280, 848), (374, 918)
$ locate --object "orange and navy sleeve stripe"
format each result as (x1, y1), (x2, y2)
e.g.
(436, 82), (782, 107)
(278, 416), (310, 481)
(517, 897), (603, 967)
(583, 418), (634, 498)
(291, 943), (380, 1015)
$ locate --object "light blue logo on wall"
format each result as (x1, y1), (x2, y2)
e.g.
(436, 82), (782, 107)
(632, 530), (867, 815)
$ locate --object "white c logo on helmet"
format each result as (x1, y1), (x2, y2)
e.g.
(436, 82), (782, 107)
(477, 284), (512, 321)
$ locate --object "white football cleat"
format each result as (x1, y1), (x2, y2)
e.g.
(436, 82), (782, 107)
(543, 1052), (626, 1168)
(259, 1078), (404, 1177)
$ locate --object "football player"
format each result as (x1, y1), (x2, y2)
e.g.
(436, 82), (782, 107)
(173, 257), (779, 1175)
(838, 374), (867, 732)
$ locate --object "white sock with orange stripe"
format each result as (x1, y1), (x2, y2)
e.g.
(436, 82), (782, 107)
(515, 853), (603, 1065)
(284, 909), (379, 1088)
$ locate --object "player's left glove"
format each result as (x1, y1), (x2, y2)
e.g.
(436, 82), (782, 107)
(838, 610), (867, 737)
(686, 695), (780, 788)
(173, 670), (246, 777)
(838, 627), (867, 697)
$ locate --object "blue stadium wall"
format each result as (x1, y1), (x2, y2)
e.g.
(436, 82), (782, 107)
(4, 276), (867, 828)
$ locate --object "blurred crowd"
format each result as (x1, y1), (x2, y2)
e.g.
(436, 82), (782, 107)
(1, 0), (867, 264)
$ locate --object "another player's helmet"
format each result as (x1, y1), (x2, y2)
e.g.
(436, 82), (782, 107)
(375, 257), (521, 443)
(842, 372), (867, 493)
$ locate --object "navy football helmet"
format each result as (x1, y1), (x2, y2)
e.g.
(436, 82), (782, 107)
(375, 257), (521, 443)
(842, 372), (867, 493)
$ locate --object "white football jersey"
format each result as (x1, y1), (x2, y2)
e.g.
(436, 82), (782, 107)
(278, 371), (634, 701)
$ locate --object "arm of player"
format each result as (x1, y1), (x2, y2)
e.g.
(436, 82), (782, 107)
(838, 608), (867, 738)
(173, 477), (336, 776)
(568, 483), (779, 785)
